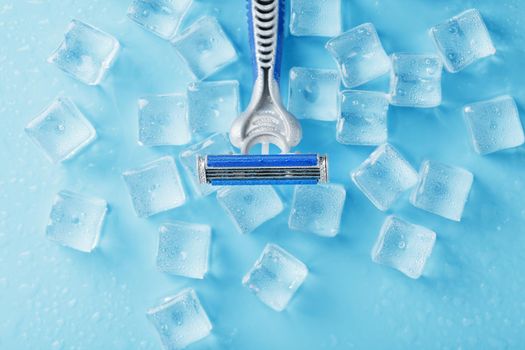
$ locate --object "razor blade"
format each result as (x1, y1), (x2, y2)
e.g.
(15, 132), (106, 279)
(198, 154), (328, 185)
(197, 0), (329, 186)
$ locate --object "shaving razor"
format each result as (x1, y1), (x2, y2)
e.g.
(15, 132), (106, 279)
(198, 0), (329, 185)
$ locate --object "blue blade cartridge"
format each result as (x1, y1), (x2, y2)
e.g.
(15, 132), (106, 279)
(197, 154), (328, 186)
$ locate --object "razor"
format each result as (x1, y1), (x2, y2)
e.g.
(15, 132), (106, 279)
(197, 0), (329, 186)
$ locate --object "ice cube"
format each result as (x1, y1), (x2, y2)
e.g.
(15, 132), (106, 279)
(430, 9), (495, 73)
(287, 67), (340, 121)
(336, 90), (389, 145)
(242, 243), (308, 311)
(410, 160), (473, 222)
(325, 23), (391, 88)
(138, 94), (191, 147)
(179, 133), (234, 197)
(172, 16), (237, 80)
(389, 53), (443, 108)
(289, 0), (342, 37)
(217, 186), (283, 234)
(463, 95), (524, 155)
(127, 0), (193, 39)
(371, 215), (436, 279)
(25, 97), (96, 163)
(156, 222), (211, 279)
(122, 156), (186, 218)
(46, 190), (107, 253)
(48, 19), (120, 85)
(147, 288), (212, 350)
(288, 184), (346, 237)
(351, 144), (418, 211)
(187, 80), (240, 138)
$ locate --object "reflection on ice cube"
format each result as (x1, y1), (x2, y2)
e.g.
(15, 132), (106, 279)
(372, 216), (436, 279)
(172, 16), (237, 80)
(217, 186), (283, 235)
(48, 19), (120, 85)
(46, 190), (107, 253)
(243, 243), (308, 311)
(287, 67), (340, 121)
(25, 97), (96, 163)
(127, 0), (193, 39)
(430, 9), (495, 72)
(147, 288), (212, 350)
(122, 156), (186, 218)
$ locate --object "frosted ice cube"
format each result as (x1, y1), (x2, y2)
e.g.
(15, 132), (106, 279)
(25, 97), (96, 163)
(336, 90), (389, 145)
(288, 184), (346, 237)
(372, 216), (436, 279)
(127, 0), (193, 39)
(48, 19), (120, 85)
(325, 23), (391, 88)
(172, 16), (237, 80)
(289, 0), (342, 37)
(351, 144), (418, 211)
(122, 156), (186, 218)
(156, 222), (211, 279)
(410, 160), (473, 222)
(217, 186), (283, 234)
(147, 288), (212, 350)
(187, 80), (240, 138)
(389, 53), (443, 108)
(430, 9), (495, 73)
(242, 243), (308, 311)
(287, 67), (340, 121)
(46, 190), (107, 253)
(463, 95), (524, 155)
(138, 94), (191, 147)
(179, 133), (234, 197)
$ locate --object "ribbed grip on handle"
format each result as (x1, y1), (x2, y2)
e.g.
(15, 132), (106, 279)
(247, 0), (285, 81)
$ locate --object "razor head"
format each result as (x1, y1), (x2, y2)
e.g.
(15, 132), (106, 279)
(198, 154), (328, 186)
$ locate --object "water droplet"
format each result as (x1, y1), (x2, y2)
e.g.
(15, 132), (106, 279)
(243, 194), (254, 204)
(447, 52), (459, 63)
(210, 107), (220, 118)
(302, 82), (319, 103)
(197, 38), (213, 52)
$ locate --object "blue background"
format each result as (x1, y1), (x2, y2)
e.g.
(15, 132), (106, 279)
(1, 0), (525, 349)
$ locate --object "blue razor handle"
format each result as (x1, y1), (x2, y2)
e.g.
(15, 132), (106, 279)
(229, 0), (302, 154)
(246, 0), (285, 82)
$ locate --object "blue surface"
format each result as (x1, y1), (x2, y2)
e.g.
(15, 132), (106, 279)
(1, 1), (525, 349)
